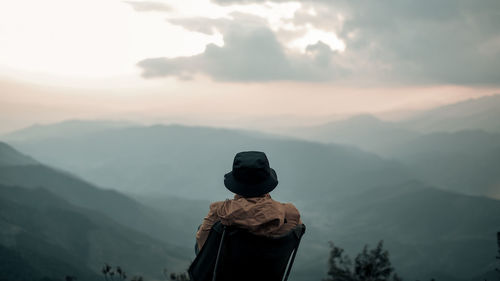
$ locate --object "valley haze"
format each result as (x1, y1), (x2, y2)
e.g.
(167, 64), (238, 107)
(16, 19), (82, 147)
(1, 94), (500, 281)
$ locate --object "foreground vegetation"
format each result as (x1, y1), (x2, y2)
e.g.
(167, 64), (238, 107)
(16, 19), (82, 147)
(89, 233), (500, 281)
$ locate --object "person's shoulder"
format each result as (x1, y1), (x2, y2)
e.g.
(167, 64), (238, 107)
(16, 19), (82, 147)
(208, 199), (229, 211)
(274, 199), (300, 215)
(282, 202), (300, 214)
(280, 202), (302, 225)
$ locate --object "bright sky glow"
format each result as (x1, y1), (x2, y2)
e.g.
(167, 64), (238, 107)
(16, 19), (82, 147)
(228, 2), (301, 29)
(0, 0), (341, 80)
(0, 0), (223, 79)
(167, 0), (301, 21)
(0, 0), (498, 134)
(288, 24), (346, 53)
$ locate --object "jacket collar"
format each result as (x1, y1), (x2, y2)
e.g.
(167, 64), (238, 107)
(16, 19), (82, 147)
(234, 193), (271, 200)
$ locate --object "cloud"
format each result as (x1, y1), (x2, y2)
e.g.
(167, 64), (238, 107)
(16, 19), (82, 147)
(167, 16), (235, 35)
(328, 0), (500, 85)
(137, 0), (500, 85)
(201, 0), (500, 85)
(123, 1), (171, 12)
(138, 15), (344, 82)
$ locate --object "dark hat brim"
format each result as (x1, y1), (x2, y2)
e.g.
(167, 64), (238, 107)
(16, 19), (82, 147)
(224, 168), (278, 197)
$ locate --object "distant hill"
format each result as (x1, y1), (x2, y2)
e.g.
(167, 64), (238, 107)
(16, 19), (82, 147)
(0, 184), (186, 281)
(0, 142), (194, 280)
(403, 94), (500, 133)
(297, 126), (500, 198)
(284, 114), (420, 155)
(276, 180), (500, 281)
(2, 119), (136, 142)
(379, 130), (500, 198)
(0, 141), (201, 246)
(281, 94), (500, 152)
(277, 98), (500, 199)
(0, 142), (38, 166)
(315, 180), (500, 281)
(5, 124), (414, 203)
(3, 124), (500, 281)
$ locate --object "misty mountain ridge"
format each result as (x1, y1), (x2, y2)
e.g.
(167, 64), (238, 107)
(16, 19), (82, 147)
(2, 119), (137, 142)
(284, 93), (500, 147)
(0, 142), (199, 280)
(4, 93), (500, 143)
(6, 124), (414, 202)
(2, 125), (499, 280)
(275, 95), (500, 199)
(1, 92), (500, 280)
(403, 93), (500, 133)
(286, 116), (500, 199)
(308, 180), (500, 281)
(0, 184), (187, 281)
(0, 142), (38, 166)
(0, 140), (208, 246)
(284, 114), (420, 154)
(385, 130), (500, 199)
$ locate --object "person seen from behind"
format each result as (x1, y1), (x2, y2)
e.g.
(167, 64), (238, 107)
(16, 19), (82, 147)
(196, 151), (302, 252)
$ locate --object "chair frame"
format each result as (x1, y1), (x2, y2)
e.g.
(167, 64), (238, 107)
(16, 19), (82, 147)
(208, 223), (305, 281)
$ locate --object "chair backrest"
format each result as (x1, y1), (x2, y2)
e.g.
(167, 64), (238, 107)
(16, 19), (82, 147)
(188, 221), (306, 281)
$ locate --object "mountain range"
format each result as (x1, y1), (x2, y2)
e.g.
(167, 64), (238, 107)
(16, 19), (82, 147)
(4, 124), (413, 203)
(1, 94), (499, 281)
(403, 94), (500, 133)
(280, 95), (500, 199)
(2, 123), (499, 280)
(0, 142), (193, 281)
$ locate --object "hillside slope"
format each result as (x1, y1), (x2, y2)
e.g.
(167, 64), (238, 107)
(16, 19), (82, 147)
(0, 142), (38, 166)
(0, 141), (199, 246)
(6, 124), (414, 203)
(298, 181), (500, 281)
(3, 125), (499, 281)
(284, 114), (419, 155)
(381, 130), (500, 198)
(403, 94), (500, 133)
(0, 184), (187, 281)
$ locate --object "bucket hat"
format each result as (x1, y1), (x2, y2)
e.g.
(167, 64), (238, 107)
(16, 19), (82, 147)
(224, 151), (278, 197)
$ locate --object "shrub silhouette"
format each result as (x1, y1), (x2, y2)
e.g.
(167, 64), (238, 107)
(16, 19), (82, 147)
(101, 264), (128, 281)
(324, 241), (402, 281)
(100, 264), (190, 281)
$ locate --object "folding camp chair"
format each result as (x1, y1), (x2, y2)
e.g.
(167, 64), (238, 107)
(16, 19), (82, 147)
(188, 221), (306, 281)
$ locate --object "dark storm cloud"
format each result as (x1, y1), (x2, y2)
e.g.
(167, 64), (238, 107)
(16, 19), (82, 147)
(138, 15), (344, 82)
(123, 1), (171, 12)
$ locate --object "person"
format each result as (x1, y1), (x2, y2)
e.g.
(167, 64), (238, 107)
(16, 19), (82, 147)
(195, 151), (302, 253)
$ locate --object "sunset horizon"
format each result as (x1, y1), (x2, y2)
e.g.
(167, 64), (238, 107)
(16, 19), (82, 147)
(2, 0), (500, 133)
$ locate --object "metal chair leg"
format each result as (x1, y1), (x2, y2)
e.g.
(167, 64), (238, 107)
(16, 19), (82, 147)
(283, 239), (302, 281)
(212, 226), (227, 281)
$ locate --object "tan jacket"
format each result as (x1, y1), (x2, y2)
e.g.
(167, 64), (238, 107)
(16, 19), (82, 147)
(196, 194), (302, 250)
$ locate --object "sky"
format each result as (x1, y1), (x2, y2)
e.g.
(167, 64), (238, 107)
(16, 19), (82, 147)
(0, 0), (499, 133)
